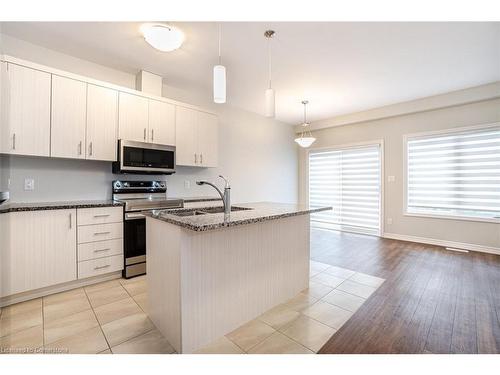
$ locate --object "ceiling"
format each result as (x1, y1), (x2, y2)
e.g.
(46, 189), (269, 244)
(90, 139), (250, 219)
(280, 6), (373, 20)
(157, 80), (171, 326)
(1, 22), (499, 124)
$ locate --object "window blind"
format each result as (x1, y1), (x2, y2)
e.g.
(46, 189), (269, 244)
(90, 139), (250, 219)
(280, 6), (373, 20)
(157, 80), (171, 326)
(309, 145), (381, 236)
(406, 126), (500, 220)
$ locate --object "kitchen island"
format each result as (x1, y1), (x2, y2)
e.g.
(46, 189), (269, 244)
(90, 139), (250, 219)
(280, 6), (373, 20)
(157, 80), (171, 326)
(145, 202), (331, 353)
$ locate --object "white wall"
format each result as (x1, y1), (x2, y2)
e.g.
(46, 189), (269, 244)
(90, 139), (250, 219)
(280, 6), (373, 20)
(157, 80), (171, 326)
(299, 96), (500, 250)
(0, 34), (298, 204)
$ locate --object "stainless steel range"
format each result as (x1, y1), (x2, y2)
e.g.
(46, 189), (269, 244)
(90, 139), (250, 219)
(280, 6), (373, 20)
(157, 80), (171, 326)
(113, 180), (183, 278)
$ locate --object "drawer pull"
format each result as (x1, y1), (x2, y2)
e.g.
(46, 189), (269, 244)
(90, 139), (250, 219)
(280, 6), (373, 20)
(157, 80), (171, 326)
(93, 214), (110, 218)
(94, 264), (111, 270)
(94, 248), (111, 253)
(94, 231), (111, 235)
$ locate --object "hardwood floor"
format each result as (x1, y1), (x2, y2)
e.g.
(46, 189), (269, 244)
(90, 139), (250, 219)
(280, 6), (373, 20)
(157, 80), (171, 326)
(311, 228), (500, 354)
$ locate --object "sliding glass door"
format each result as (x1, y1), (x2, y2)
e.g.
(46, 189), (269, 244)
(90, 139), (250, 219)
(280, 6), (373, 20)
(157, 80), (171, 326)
(308, 144), (382, 236)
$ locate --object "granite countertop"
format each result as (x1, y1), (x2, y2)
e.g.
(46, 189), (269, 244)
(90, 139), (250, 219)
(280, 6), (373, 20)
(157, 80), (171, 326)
(175, 196), (222, 203)
(146, 202), (332, 232)
(0, 200), (124, 214)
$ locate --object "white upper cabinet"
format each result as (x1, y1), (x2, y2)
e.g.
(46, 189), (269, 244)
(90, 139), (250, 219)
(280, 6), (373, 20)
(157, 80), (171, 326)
(175, 106), (198, 166)
(86, 84), (118, 161)
(148, 99), (175, 145)
(197, 111), (218, 167)
(0, 62), (51, 157)
(175, 106), (218, 167)
(51, 75), (87, 159)
(0, 56), (217, 164)
(118, 92), (149, 142)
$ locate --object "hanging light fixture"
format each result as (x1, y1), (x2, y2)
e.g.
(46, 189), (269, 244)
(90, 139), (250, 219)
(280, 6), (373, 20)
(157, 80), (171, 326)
(295, 100), (316, 148)
(213, 23), (226, 104)
(264, 30), (276, 117)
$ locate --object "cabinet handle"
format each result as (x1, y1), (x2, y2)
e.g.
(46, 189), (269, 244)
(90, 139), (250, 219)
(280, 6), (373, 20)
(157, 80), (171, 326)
(94, 264), (111, 270)
(12, 133), (16, 150)
(151, 129), (154, 142)
(93, 214), (110, 218)
(94, 248), (111, 253)
(194, 153), (198, 163)
(69, 213), (73, 229)
(200, 153), (203, 164)
(78, 141), (82, 155)
(93, 231), (111, 236)
(144, 128), (147, 141)
(89, 142), (93, 156)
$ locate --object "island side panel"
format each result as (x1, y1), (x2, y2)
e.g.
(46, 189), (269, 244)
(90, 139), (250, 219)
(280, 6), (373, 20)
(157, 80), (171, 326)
(146, 216), (182, 352)
(180, 214), (310, 353)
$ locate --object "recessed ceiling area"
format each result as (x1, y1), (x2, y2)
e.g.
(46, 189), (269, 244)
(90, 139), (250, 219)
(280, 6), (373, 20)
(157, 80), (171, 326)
(1, 22), (498, 124)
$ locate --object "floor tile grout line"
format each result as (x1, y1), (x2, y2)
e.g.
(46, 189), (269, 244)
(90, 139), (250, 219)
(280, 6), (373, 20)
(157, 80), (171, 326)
(237, 319), (277, 353)
(82, 286), (112, 353)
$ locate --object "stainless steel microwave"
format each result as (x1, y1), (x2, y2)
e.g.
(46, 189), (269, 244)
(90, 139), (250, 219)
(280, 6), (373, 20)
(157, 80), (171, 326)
(113, 140), (176, 175)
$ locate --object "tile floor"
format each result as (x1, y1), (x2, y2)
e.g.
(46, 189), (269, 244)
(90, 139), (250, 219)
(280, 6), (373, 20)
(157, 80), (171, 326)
(0, 261), (384, 354)
(195, 261), (385, 354)
(0, 276), (175, 354)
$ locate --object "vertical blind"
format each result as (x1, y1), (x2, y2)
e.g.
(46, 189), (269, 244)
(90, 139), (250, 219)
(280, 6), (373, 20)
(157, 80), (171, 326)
(309, 145), (381, 236)
(406, 126), (500, 220)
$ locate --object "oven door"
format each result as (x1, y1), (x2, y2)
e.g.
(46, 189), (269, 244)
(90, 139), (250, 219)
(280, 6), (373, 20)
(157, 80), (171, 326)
(123, 212), (147, 277)
(116, 140), (176, 174)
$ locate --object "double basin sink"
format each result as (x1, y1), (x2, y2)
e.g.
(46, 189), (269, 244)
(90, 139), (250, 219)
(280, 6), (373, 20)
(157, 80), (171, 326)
(170, 206), (252, 217)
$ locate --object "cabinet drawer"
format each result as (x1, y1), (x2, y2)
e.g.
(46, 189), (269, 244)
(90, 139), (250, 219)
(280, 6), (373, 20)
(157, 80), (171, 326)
(78, 222), (123, 244)
(77, 206), (123, 226)
(78, 238), (123, 262)
(78, 254), (123, 279)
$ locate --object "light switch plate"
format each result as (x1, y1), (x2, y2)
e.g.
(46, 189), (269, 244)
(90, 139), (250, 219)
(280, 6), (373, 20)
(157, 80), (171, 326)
(24, 178), (35, 191)
(387, 218), (393, 225)
(388, 175), (396, 182)
(184, 180), (191, 189)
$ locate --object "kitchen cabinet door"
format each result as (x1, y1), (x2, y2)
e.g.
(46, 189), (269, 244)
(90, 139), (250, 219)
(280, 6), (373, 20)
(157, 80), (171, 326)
(51, 75), (87, 159)
(0, 62), (51, 157)
(175, 106), (198, 166)
(86, 84), (118, 161)
(118, 92), (149, 143)
(148, 99), (175, 145)
(197, 111), (218, 167)
(0, 209), (77, 298)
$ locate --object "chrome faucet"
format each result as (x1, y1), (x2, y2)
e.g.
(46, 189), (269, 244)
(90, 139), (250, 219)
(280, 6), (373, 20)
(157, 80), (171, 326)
(196, 175), (231, 221)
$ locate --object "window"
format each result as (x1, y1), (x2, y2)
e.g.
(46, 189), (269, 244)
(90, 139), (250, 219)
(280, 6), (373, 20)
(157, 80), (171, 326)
(308, 144), (382, 236)
(406, 124), (500, 221)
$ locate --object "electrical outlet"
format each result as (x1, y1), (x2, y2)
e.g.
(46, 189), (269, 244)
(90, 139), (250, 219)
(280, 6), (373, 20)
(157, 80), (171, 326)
(387, 217), (393, 225)
(184, 180), (191, 189)
(24, 178), (35, 191)
(388, 175), (396, 182)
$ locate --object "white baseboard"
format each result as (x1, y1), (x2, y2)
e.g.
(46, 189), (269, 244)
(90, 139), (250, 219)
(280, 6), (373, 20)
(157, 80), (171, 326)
(0, 271), (122, 307)
(383, 232), (500, 256)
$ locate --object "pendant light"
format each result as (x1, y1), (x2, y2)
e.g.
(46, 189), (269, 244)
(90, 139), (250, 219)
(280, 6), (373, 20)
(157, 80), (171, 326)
(264, 30), (276, 117)
(295, 101), (316, 148)
(213, 23), (226, 104)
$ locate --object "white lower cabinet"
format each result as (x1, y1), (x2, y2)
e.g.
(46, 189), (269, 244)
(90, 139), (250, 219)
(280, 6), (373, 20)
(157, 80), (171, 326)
(0, 206), (124, 300)
(78, 254), (123, 279)
(0, 209), (77, 298)
(76, 207), (124, 280)
(77, 238), (123, 262)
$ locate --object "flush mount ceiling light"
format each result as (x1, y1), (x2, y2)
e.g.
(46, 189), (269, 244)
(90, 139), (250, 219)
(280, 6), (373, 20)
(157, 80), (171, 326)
(264, 30), (276, 118)
(295, 100), (316, 148)
(140, 23), (184, 52)
(213, 23), (226, 104)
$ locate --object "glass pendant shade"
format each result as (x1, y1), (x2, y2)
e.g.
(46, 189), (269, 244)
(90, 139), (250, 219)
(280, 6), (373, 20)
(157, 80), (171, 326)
(213, 64), (226, 104)
(295, 100), (316, 148)
(295, 136), (316, 148)
(265, 88), (275, 117)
